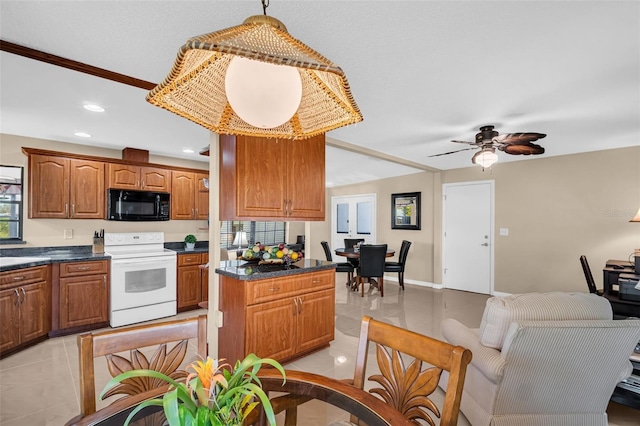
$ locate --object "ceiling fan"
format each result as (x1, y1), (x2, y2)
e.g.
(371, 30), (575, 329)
(430, 125), (547, 168)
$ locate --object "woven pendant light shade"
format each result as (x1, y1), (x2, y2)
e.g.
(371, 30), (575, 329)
(147, 15), (362, 139)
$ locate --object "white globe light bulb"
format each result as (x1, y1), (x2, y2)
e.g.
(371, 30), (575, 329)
(225, 57), (302, 129)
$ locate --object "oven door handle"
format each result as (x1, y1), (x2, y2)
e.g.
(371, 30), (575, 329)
(111, 256), (176, 265)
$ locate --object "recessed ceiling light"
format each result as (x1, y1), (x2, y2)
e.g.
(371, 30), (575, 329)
(83, 104), (105, 112)
(182, 148), (195, 153)
(74, 132), (91, 138)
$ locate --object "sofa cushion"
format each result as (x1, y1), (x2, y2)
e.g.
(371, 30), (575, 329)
(478, 292), (612, 350)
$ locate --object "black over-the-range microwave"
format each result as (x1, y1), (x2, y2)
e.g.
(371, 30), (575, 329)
(107, 189), (170, 221)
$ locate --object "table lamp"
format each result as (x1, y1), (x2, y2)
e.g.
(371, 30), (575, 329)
(233, 231), (249, 258)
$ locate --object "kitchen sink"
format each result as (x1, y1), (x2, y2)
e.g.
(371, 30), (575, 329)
(0, 257), (51, 267)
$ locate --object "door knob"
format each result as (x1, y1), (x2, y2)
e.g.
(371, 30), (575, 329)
(481, 243), (489, 246)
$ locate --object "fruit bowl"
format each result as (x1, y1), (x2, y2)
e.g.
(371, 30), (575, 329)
(240, 242), (304, 265)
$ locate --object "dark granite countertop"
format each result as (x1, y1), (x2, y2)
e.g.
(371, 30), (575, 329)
(165, 241), (209, 255)
(215, 259), (336, 281)
(0, 245), (110, 272)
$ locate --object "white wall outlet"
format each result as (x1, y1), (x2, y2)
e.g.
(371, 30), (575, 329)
(215, 310), (223, 328)
(63, 229), (73, 239)
(499, 228), (509, 236)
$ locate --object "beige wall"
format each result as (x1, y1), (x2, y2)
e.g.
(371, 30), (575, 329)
(0, 134), (210, 248)
(313, 146), (640, 295)
(441, 146), (640, 294)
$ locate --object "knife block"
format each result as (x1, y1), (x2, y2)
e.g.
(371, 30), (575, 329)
(92, 237), (104, 254)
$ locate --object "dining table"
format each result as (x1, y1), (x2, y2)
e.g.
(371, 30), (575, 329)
(66, 370), (412, 426)
(334, 247), (395, 290)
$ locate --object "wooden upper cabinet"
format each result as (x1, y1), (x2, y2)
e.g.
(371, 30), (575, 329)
(107, 164), (170, 192)
(171, 171), (209, 220)
(220, 134), (325, 221)
(69, 160), (105, 219)
(29, 155), (104, 219)
(29, 155), (69, 218)
(140, 167), (170, 192)
(195, 172), (210, 220)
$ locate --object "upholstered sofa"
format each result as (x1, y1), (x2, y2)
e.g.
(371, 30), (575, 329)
(439, 292), (640, 426)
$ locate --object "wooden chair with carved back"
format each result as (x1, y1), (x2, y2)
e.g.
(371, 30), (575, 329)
(74, 314), (207, 420)
(347, 316), (472, 426)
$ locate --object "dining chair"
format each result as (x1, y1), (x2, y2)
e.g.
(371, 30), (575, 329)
(321, 241), (354, 286)
(356, 244), (387, 297)
(345, 316), (472, 426)
(73, 314), (207, 420)
(384, 240), (412, 290)
(344, 238), (365, 249)
(580, 255), (603, 295)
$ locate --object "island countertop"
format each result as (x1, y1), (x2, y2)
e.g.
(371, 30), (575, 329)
(215, 259), (336, 280)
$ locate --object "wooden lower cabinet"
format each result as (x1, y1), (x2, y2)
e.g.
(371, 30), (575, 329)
(58, 260), (109, 331)
(177, 253), (209, 311)
(0, 265), (51, 357)
(219, 269), (335, 364)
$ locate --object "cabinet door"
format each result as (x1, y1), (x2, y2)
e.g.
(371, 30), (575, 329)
(177, 266), (201, 309)
(195, 173), (209, 220)
(0, 289), (20, 352)
(69, 159), (105, 219)
(246, 298), (296, 361)
(59, 275), (108, 329)
(171, 171), (196, 220)
(29, 155), (70, 218)
(236, 136), (287, 218)
(107, 164), (139, 189)
(296, 289), (335, 354)
(20, 282), (49, 343)
(141, 167), (171, 192)
(286, 135), (325, 220)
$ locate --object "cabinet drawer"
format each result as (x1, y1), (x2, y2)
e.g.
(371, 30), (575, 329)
(60, 260), (109, 277)
(246, 271), (334, 305)
(178, 253), (202, 266)
(0, 266), (48, 289)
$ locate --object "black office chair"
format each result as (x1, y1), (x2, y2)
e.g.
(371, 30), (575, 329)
(321, 241), (354, 286)
(580, 255), (603, 296)
(384, 240), (412, 290)
(356, 244), (388, 297)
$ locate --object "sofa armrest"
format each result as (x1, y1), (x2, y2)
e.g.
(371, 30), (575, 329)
(441, 318), (505, 384)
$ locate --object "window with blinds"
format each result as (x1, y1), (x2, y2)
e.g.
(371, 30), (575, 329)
(220, 221), (286, 248)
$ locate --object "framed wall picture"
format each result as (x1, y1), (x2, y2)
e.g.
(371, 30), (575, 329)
(391, 192), (421, 230)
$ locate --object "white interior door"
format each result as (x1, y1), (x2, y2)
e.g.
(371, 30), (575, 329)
(331, 194), (376, 260)
(443, 181), (493, 294)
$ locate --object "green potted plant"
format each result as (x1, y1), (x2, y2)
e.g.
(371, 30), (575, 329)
(101, 353), (285, 426)
(184, 234), (197, 251)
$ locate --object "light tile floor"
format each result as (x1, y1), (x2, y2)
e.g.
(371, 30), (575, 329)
(0, 275), (638, 425)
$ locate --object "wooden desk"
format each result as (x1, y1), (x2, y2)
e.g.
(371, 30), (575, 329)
(603, 259), (640, 318)
(67, 370), (412, 426)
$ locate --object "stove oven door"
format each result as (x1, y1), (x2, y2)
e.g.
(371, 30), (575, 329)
(110, 255), (177, 312)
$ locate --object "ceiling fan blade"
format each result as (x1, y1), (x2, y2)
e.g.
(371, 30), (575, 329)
(451, 139), (480, 146)
(428, 147), (478, 158)
(499, 143), (545, 155)
(493, 132), (546, 144)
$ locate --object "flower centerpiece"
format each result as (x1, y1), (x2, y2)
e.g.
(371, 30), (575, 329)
(241, 242), (303, 265)
(100, 353), (285, 426)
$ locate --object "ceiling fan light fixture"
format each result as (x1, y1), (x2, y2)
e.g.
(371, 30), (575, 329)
(472, 147), (498, 168)
(146, 2), (362, 139)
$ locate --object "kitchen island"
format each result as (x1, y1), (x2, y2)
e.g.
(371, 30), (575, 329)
(215, 259), (336, 364)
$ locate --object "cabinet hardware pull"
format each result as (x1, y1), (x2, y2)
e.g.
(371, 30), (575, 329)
(192, 208), (195, 218)
(103, 276), (106, 288)
(20, 287), (26, 304)
(13, 289), (19, 306)
(268, 286), (280, 292)
(71, 204), (75, 217)
(283, 200), (288, 216)
(78, 266), (90, 271)
(312, 279), (320, 283)
(142, 181), (145, 188)
(65, 204), (68, 215)
(13, 276), (25, 281)
(289, 200), (293, 216)
(298, 297), (303, 314)
(293, 298), (298, 316)
(137, 180), (140, 188)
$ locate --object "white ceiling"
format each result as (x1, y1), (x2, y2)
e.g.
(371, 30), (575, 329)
(1, 1), (638, 187)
